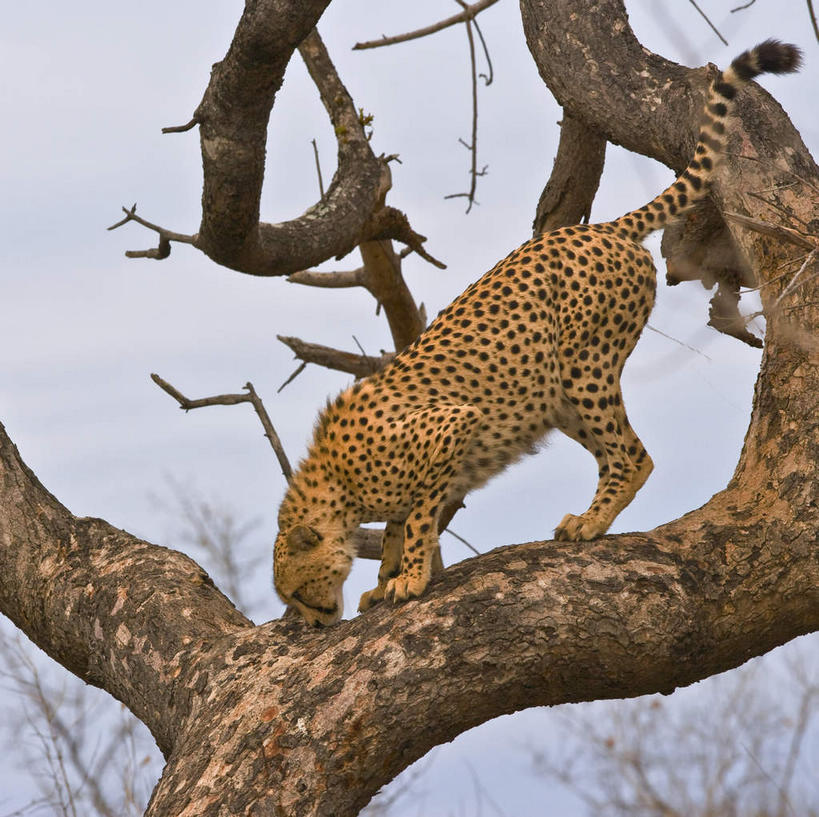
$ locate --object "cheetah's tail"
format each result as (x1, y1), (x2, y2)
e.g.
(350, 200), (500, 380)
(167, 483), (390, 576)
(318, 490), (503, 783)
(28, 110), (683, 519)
(610, 39), (802, 243)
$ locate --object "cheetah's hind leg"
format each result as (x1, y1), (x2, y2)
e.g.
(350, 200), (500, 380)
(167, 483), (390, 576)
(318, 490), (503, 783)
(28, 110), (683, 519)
(553, 383), (653, 541)
(384, 404), (482, 604)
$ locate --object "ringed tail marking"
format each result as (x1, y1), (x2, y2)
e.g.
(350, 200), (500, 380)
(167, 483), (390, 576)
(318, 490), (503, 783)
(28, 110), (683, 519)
(612, 39), (802, 243)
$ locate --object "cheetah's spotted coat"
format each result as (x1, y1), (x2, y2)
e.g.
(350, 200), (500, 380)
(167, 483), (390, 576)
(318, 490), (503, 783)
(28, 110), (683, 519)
(274, 41), (801, 625)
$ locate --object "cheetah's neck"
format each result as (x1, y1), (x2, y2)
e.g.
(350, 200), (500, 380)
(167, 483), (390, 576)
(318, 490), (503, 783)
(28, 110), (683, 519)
(278, 466), (363, 546)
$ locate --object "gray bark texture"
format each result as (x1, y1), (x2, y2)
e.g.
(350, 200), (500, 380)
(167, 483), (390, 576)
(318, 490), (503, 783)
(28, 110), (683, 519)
(1, 1), (817, 814)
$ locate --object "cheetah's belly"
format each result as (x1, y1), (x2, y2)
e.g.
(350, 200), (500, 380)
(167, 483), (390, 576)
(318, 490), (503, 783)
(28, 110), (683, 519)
(447, 418), (554, 499)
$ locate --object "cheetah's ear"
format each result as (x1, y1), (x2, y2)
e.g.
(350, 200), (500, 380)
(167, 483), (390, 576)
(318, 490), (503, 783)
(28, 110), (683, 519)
(286, 525), (322, 553)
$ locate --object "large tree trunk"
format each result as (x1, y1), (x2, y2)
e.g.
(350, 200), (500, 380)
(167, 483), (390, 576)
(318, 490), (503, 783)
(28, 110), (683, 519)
(1, 1), (817, 814)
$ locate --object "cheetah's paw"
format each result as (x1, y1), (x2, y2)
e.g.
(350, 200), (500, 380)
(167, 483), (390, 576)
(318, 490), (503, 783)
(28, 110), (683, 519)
(358, 586), (386, 612)
(554, 513), (607, 542)
(385, 574), (428, 603)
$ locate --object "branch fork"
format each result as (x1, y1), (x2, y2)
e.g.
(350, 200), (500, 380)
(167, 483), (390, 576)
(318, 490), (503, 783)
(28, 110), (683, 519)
(107, 204), (195, 260)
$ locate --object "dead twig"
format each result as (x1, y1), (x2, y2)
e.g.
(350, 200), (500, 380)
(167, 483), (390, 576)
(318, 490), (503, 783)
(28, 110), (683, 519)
(808, 0), (819, 44)
(745, 190), (812, 232)
(472, 16), (494, 85)
(646, 324), (713, 361)
(288, 268), (367, 288)
(150, 374), (293, 482)
(311, 138), (325, 199)
(723, 212), (818, 253)
(723, 152), (819, 197)
(277, 362), (308, 393)
(353, 0), (501, 50)
(107, 204), (195, 260)
(687, 0), (728, 45)
(277, 336), (394, 378)
(743, 249), (819, 323)
(444, 2), (490, 213)
(444, 527), (481, 556)
(161, 118), (198, 134)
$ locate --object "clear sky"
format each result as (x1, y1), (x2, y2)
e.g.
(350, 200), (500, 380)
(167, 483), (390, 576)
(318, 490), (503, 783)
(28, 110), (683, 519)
(1, 2), (816, 814)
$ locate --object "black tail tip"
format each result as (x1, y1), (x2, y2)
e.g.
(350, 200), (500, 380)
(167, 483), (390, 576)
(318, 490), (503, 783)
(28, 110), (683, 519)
(753, 39), (803, 75)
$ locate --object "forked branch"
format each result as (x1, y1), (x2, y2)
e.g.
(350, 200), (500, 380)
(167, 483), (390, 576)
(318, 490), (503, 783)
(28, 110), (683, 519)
(107, 204), (195, 260)
(150, 374), (292, 482)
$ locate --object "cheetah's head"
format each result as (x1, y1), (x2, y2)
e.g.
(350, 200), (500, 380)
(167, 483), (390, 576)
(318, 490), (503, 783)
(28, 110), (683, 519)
(273, 525), (352, 626)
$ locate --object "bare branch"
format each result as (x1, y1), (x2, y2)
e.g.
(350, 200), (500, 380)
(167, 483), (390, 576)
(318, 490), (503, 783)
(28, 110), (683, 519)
(107, 204), (196, 244)
(150, 374), (293, 482)
(723, 151), (819, 196)
(645, 324), (713, 360)
(808, 0), (819, 44)
(161, 118), (198, 134)
(288, 267), (367, 288)
(310, 137), (325, 199)
(107, 204), (195, 261)
(445, 4), (484, 214)
(472, 16), (494, 85)
(353, 0), (501, 50)
(358, 241), (426, 350)
(277, 362), (308, 393)
(349, 528), (382, 561)
(746, 190), (812, 232)
(687, 0), (729, 45)
(363, 205), (447, 269)
(723, 212), (819, 253)
(277, 335), (394, 377)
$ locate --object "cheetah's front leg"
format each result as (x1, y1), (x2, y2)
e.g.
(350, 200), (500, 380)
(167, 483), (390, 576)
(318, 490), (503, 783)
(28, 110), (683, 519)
(358, 520), (403, 612)
(385, 502), (442, 602)
(384, 403), (481, 604)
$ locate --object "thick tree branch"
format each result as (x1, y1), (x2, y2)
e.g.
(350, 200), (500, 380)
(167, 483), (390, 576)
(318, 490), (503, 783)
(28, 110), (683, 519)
(520, 0), (819, 331)
(3, 4), (818, 816)
(533, 112), (607, 233)
(191, 18), (437, 277)
(0, 423), (251, 759)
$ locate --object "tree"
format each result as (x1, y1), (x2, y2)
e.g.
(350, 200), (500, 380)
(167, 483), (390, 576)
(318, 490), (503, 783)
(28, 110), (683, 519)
(1, 1), (817, 815)
(529, 641), (819, 817)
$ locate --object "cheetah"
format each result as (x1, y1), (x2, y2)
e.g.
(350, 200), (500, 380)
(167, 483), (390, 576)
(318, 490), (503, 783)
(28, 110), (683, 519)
(274, 41), (801, 625)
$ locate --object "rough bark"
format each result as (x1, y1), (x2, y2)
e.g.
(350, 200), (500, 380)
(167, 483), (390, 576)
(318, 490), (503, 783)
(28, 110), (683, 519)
(2, 2), (818, 815)
(533, 112), (607, 233)
(520, 0), (818, 314)
(190, 13), (430, 277)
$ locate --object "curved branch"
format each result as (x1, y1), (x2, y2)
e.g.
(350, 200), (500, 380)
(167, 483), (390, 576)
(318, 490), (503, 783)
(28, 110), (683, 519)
(192, 21), (436, 276)
(0, 422), (251, 758)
